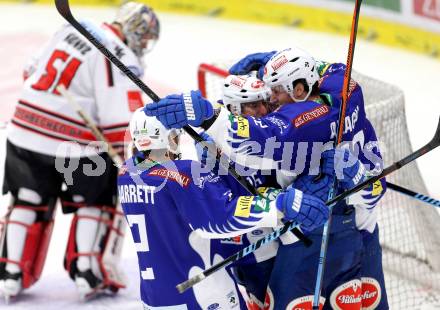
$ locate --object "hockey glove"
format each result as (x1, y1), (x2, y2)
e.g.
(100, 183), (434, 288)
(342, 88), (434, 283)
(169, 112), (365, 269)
(144, 90), (214, 129)
(293, 174), (333, 202)
(321, 148), (366, 190)
(229, 51), (277, 79)
(276, 188), (329, 232)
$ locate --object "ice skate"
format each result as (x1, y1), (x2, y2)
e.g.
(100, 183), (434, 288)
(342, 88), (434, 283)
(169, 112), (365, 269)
(75, 269), (104, 301)
(0, 272), (22, 303)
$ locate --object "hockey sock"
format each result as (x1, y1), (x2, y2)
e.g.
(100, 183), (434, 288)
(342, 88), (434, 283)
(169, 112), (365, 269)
(6, 208), (37, 274)
(75, 207), (101, 273)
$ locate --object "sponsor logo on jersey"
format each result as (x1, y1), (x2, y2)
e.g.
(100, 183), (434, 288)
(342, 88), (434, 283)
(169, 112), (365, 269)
(236, 116), (250, 138)
(227, 291), (239, 308)
(234, 196), (254, 218)
(207, 303), (220, 310)
(264, 287), (274, 310)
(230, 76), (246, 88)
(372, 180), (384, 196)
(271, 54), (288, 71)
(137, 136), (152, 148)
(330, 279), (362, 310)
(148, 168), (191, 187)
(265, 116), (288, 133)
(183, 93), (196, 120)
(251, 229), (264, 236)
(220, 235), (243, 245)
(361, 277), (381, 310)
(286, 295), (325, 310)
(196, 173), (220, 189)
(294, 105), (330, 128)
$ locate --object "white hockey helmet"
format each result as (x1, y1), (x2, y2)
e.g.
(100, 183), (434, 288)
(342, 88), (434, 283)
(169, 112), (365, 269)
(263, 47), (319, 102)
(129, 107), (182, 154)
(114, 2), (160, 58)
(222, 74), (271, 115)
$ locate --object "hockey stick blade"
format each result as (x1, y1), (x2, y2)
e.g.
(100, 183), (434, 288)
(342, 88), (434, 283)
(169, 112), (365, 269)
(178, 116), (440, 293)
(176, 221), (299, 293)
(54, 0), (311, 246)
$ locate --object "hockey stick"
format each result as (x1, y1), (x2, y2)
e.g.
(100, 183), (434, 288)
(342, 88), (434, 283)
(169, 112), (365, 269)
(177, 116), (440, 293)
(386, 182), (440, 208)
(312, 1), (362, 307)
(54, 0), (311, 247)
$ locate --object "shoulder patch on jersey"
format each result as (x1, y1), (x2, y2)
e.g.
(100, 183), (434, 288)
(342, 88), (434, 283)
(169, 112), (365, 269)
(293, 105), (330, 128)
(372, 180), (384, 196)
(234, 196), (253, 218)
(236, 116), (250, 138)
(148, 168), (191, 187)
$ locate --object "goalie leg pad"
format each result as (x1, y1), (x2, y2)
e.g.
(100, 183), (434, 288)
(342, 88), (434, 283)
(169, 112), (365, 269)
(0, 202), (56, 289)
(64, 205), (126, 296)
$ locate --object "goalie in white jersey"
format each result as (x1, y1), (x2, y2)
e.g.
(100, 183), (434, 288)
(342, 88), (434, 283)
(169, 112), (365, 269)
(0, 2), (159, 302)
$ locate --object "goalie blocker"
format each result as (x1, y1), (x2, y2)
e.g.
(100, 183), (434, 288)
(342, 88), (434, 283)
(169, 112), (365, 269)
(0, 141), (126, 300)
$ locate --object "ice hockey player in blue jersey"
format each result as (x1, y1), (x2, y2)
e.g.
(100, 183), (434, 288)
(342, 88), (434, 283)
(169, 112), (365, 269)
(315, 61), (389, 309)
(143, 47), (387, 309)
(227, 51), (389, 309)
(117, 108), (329, 309)
(196, 75), (278, 309)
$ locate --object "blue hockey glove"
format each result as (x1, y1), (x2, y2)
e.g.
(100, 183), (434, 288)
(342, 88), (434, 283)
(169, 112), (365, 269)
(276, 188), (329, 232)
(144, 90), (214, 129)
(229, 51), (277, 78)
(195, 132), (218, 168)
(293, 174), (333, 202)
(321, 148), (366, 190)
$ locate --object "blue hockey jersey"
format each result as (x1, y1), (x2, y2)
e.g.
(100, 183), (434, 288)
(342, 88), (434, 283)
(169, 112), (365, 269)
(117, 154), (280, 309)
(205, 62), (385, 232)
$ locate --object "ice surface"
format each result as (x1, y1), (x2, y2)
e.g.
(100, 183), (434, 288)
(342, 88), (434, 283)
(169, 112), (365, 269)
(0, 3), (439, 309)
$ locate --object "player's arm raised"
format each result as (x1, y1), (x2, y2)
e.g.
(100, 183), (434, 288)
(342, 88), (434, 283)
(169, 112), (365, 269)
(144, 91), (288, 170)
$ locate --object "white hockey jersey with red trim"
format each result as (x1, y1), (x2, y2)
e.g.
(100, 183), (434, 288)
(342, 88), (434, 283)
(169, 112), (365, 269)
(7, 22), (145, 157)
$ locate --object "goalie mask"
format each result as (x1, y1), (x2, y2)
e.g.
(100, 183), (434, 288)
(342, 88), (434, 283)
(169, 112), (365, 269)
(222, 74), (271, 115)
(263, 47), (319, 102)
(114, 2), (160, 58)
(129, 107), (182, 156)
